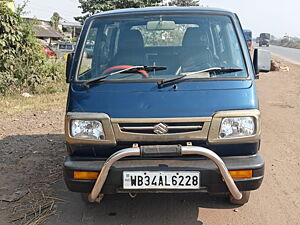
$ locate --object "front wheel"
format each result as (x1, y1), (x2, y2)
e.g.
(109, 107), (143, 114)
(229, 191), (250, 205)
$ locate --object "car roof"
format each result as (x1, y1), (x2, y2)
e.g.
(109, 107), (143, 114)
(90, 6), (235, 19)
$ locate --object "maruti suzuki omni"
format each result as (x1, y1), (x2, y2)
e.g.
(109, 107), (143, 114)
(64, 7), (270, 205)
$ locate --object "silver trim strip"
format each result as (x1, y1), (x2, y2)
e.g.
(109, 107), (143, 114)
(88, 146), (242, 202)
(111, 117), (212, 123)
(88, 148), (140, 202)
(181, 146), (242, 200)
(120, 125), (203, 130)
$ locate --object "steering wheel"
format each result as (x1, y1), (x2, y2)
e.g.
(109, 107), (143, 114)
(102, 65), (149, 78)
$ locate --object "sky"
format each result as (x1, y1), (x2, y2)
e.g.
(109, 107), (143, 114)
(201, 0), (300, 38)
(14, 0), (300, 38)
(14, 0), (82, 23)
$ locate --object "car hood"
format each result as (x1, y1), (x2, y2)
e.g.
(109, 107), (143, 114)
(67, 80), (258, 118)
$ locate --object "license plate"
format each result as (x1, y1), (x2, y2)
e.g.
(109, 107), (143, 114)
(123, 171), (200, 189)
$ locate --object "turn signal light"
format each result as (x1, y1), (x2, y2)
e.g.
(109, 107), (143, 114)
(74, 171), (99, 180)
(229, 170), (252, 179)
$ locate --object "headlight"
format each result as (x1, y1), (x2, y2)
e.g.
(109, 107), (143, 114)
(219, 117), (255, 139)
(71, 120), (105, 140)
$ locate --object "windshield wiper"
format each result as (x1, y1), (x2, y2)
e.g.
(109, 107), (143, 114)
(157, 67), (243, 88)
(83, 65), (167, 88)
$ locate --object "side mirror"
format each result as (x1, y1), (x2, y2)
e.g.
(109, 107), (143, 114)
(66, 52), (74, 83)
(253, 48), (271, 78)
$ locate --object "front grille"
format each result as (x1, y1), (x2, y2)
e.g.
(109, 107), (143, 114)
(119, 122), (204, 134)
(111, 117), (211, 142)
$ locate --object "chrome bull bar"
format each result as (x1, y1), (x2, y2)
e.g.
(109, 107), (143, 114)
(88, 146), (242, 202)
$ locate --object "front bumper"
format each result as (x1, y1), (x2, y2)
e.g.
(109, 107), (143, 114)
(64, 146), (264, 202)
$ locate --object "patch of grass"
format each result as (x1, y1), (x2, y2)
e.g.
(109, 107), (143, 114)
(0, 91), (67, 114)
(34, 80), (68, 95)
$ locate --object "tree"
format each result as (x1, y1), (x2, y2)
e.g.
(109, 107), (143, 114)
(0, 3), (63, 95)
(75, 0), (163, 24)
(167, 0), (200, 6)
(50, 12), (61, 31)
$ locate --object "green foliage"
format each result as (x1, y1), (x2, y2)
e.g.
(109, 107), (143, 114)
(50, 12), (61, 31)
(75, 0), (163, 23)
(0, 3), (65, 95)
(167, 0), (200, 6)
(0, 0), (14, 4)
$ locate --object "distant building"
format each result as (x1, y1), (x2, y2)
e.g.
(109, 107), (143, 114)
(34, 20), (64, 44)
(24, 18), (63, 44)
(58, 20), (82, 40)
(283, 35), (291, 41)
(22, 17), (82, 44)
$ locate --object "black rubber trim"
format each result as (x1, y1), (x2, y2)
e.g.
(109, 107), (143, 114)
(140, 145), (182, 157)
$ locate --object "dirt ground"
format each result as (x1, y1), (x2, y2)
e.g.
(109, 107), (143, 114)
(0, 57), (300, 225)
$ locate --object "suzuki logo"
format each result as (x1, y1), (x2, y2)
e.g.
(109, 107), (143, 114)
(153, 123), (168, 134)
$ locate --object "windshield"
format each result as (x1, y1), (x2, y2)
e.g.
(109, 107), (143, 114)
(77, 14), (247, 81)
(243, 30), (252, 41)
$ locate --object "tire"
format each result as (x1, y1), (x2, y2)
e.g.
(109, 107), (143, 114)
(229, 191), (250, 205)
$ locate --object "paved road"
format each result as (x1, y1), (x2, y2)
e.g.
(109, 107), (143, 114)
(258, 44), (300, 64)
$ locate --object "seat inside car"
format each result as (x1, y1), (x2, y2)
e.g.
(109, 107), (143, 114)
(112, 30), (146, 66)
(180, 27), (214, 72)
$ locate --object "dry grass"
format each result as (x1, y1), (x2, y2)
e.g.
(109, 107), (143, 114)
(0, 89), (67, 224)
(0, 91), (67, 114)
(5, 167), (66, 225)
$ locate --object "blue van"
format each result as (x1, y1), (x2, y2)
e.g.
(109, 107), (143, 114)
(64, 7), (271, 205)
